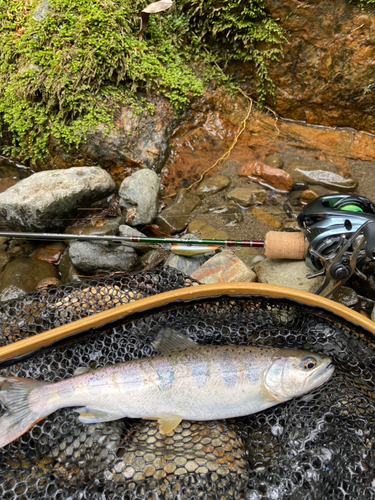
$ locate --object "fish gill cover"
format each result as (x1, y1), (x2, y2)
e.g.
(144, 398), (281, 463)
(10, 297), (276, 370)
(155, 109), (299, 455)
(0, 268), (374, 499)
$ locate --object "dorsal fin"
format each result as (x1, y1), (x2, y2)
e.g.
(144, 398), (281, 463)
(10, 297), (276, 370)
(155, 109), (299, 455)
(152, 328), (198, 354)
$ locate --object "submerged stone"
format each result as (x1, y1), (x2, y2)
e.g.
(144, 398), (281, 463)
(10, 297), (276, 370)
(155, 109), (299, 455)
(250, 207), (282, 229)
(58, 251), (82, 284)
(0, 257), (59, 300)
(187, 220), (229, 240)
(238, 161), (293, 192)
(331, 286), (359, 308)
(226, 187), (266, 207)
(264, 155), (284, 169)
(195, 175), (230, 197)
(285, 162), (358, 191)
(155, 189), (201, 234)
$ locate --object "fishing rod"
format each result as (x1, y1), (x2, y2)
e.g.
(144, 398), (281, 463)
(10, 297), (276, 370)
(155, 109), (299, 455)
(0, 230), (306, 260)
(2, 194), (375, 297)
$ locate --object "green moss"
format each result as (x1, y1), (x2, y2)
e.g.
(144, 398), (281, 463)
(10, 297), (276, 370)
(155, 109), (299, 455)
(0, 0), (285, 164)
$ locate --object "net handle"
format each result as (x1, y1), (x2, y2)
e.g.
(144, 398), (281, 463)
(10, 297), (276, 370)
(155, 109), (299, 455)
(1, 283), (375, 364)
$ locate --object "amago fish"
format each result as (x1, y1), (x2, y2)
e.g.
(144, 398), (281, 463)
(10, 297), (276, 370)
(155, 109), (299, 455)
(0, 330), (334, 448)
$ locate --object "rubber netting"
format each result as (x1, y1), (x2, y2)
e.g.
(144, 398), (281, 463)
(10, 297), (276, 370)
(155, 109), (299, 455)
(0, 268), (374, 500)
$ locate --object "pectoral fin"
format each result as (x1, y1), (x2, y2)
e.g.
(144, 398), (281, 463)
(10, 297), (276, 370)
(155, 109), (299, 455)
(76, 407), (121, 424)
(152, 328), (198, 354)
(143, 414), (183, 434)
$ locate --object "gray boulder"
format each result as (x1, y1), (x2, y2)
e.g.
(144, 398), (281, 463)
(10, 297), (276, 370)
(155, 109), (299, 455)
(119, 169), (159, 226)
(0, 167), (116, 232)
(69, 241), (137, 275)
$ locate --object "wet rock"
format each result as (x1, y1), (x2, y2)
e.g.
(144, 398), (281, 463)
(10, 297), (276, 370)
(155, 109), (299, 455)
(191, 249), (256, 284)
(34, 242), (66, 264)
(233, 247), (263, 268)
(36, 277), (62, 290)
(65, 217), (124, 237)
(0, 258), (59, 300)
(119, 169), (160, 226)
(195, 175), (230, 197)
(164, 254), (205, 276)
(331, 286), (359, 308)
(59, 251), (82, 283)
(0, 167), (116, 232)
(250, 207), (282, 229)
(69, 241), (137, 275)
(299, 190), (318, 206)
(264, 155), (284, 169)
(285, 162), (358, 192)
(118, 225), (150, 251)
(0, 178), (18, 193)
(280, 221), (301, 232)
(0, 250), (10, 274)
(46, 96), (175, 180)
(259, 0), (375, 134)
(226, 187), (267, 207)
(139, 248), (170, 270)
(155, 189), (201, 234)
(238, 161), (293, 192)
(187, 220), (229, 240)
(6, 238), (38, 259)
(253, 259), (325, 293)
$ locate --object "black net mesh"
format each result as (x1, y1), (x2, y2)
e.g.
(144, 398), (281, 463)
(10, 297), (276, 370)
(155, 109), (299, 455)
(0, 268), (374, 500)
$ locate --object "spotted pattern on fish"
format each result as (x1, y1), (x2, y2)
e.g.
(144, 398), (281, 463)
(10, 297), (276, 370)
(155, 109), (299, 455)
(188, 352), (210, 388)
(57, 379), (76, 398)
(153, 358), (175, 391)
(219, 350), (237, 388)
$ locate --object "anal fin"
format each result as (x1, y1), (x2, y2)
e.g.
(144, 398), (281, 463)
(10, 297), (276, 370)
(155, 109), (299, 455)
(143, 414), (183, 434)
(76, 407), (121, 424)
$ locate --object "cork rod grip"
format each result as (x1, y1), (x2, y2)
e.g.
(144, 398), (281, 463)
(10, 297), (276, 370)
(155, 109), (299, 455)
(264, 231), (307, 260)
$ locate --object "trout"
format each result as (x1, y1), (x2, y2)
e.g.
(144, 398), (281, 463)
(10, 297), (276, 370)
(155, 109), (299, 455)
(0, 330), (334, 448)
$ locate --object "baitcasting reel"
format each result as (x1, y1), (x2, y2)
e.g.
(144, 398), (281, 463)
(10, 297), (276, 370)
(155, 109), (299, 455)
(297, 194), (375, 297)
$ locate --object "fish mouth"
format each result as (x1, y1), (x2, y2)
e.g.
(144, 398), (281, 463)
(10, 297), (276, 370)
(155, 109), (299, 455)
(305, 361), (334, 390)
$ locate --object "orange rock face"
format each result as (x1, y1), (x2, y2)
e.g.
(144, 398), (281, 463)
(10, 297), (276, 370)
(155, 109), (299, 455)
(245, 0), (375, 134)
(238, 161), (293, 192)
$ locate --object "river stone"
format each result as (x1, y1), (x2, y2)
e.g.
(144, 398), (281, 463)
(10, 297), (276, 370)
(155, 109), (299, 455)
(299, 189), (318, 205)
(253, 259), (326, 293)
(118, 224), (150, 251)
(155, 189), (201, 234)
(187, 220), (229, 240)
(238, 161), (293, 192)
(331, 286), (359, 308)
(119, 169), (160, 226)
(285, 162), (358, 191)
(59, 251), (82, 283)
(226, 187), (266, 207)
(0, 167), (116, 232)
(0, 257), (59, 300)
(0, 250), (10, 274)
(195, 175), (230, 198)
(164, 254), (204, 276)
(264, 155), (284, 169)
(69, 241), (137, 275)
(250, 207), (282, 229)
(65, 217), (124, 238)
(191, 249), (256, 284)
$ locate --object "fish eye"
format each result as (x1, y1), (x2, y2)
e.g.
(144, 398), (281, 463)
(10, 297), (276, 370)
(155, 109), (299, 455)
(302, 357), (317, 370)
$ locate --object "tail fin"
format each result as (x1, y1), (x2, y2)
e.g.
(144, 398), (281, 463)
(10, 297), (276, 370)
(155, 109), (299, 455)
(0, 376), (50, 448)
